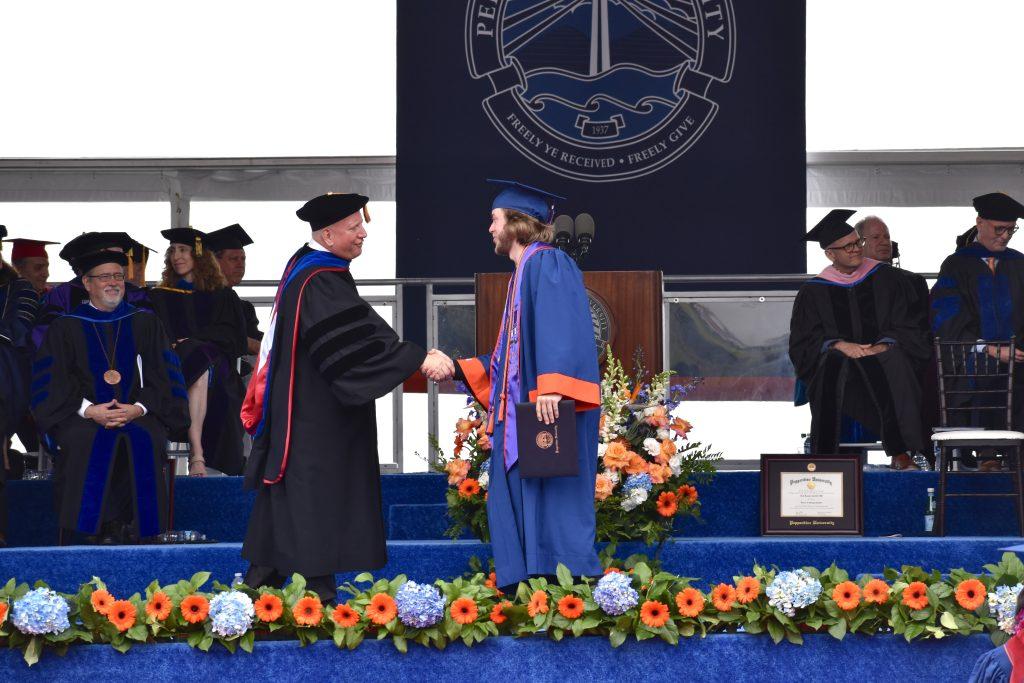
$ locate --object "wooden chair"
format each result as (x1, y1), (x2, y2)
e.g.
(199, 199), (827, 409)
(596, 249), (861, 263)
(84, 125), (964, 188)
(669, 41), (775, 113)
(932, 337), (1024, 536)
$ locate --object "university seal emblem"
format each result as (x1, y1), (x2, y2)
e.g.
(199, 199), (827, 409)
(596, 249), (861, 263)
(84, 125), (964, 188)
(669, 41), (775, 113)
(466, 0), (736, 182)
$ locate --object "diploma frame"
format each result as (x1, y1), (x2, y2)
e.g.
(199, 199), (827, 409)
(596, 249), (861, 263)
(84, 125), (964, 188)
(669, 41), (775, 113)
(760, 454), (863, 536)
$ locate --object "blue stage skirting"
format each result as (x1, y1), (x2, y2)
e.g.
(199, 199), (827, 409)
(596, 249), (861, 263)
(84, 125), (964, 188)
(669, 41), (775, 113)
(6, 470), (1021, 547)
(1, 633), (996, 682)
(0, 537), (1018, 597)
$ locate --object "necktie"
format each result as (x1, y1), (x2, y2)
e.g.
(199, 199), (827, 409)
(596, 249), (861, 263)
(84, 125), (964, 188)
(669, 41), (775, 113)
(987, 257), (997, 274)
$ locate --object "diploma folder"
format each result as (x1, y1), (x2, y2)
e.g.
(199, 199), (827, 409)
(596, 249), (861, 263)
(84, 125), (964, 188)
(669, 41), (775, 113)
(515, 400), (578, 478)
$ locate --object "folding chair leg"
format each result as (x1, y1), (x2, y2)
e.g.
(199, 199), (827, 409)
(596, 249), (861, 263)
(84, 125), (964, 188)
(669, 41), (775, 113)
(936, 445), (948, 537)
(166, 455), (176, 532)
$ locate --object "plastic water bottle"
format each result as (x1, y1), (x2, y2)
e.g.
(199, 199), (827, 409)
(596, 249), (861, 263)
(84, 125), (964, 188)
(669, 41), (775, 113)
(802, 433), (812, 454)
(232, 572), (244, 588)
(924, 488), (936, 534)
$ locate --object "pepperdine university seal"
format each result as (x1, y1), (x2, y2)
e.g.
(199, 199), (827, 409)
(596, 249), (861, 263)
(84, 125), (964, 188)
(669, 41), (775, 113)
(466, 0), (736, 182)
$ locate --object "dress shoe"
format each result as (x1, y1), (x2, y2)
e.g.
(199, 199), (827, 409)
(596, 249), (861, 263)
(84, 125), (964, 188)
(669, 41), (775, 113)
(890, 453), (921, 471)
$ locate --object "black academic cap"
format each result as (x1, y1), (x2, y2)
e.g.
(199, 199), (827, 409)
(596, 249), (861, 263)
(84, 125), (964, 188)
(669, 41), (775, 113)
(804, 209), (858, 249)
(58, 231), (134, 262)
(296, 193), (369, 231)
(205, 223), (253, 252)
(72, 249), (128, 275)
(160, 227), (207, 255)
(973, 192), (1024, 222)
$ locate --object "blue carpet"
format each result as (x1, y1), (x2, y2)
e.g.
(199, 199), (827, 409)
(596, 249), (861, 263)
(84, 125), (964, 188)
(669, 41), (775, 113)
(1, 633), (995, 682)
(6, 470), (1021, 546)
(0, 537), (1017, 596)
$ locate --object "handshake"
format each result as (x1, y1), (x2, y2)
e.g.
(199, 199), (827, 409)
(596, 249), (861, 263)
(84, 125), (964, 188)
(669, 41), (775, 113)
(421, 348), (455, 382)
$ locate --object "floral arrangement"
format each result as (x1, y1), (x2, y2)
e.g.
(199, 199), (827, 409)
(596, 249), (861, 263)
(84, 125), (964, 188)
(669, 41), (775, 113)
(3, 551), (1024, 667)
(435, 350), (720, 546)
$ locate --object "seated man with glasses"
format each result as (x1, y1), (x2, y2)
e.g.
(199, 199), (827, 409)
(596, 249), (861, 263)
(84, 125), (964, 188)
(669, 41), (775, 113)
(790, 210), (930, 469)
(30, 250), (188, 543)
(932, 192), (1024, 464)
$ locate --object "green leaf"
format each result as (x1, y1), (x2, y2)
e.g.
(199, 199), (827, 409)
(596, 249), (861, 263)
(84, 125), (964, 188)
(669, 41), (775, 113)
(939, 611), (959, 630)
(766, 619), (784, 644)
(23, 636), (42, 667)
(240, 631), (255, 653)
(189, 572), (211, 591)
(198, 634), (214, 652)
(784, 630), (804, 646)
(609, 629), (627, 648)
(828, 619), (847, 641)
(393, 635), (408, 653)
(556, 564), (573, 590)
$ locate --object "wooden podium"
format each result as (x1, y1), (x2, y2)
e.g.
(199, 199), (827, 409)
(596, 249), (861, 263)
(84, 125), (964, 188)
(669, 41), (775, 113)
(474, 270), (663, 377)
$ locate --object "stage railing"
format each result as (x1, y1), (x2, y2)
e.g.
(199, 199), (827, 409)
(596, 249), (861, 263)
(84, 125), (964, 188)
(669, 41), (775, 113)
(235, 272), (938, 470)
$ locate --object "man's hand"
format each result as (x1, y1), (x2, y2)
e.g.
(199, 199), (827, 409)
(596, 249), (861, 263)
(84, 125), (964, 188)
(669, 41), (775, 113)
(863, 343), (891, 356)
(421, 349), (454, 382)
(84, 401), (123, 428)
(110, 401), (144, 425)
(985, 345), (1024, 363)
(833, 341), (874, 359)
(536, 393), (563, 425)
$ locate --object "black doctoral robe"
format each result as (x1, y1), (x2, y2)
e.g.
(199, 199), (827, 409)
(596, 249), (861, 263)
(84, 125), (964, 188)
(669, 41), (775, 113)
(31, 302), (189, 536)
(148, 282), (248, 474)
(241, 246), (423, 579)
(790, 262), (929, 456)
(931, 242), (1024, 428)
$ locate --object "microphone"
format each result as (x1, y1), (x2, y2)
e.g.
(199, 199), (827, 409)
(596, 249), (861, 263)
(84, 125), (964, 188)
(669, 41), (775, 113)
(573, 213), (595, 265)
(553, 214), (574, 252)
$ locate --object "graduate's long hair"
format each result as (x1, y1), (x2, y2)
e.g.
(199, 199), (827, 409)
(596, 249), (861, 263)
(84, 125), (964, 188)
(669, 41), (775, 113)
(159, 245), (227, 292)
(503, 209), (554, 246)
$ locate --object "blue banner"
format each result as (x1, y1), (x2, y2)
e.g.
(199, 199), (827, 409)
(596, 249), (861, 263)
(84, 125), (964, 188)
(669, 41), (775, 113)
(397, 0), (805, 277)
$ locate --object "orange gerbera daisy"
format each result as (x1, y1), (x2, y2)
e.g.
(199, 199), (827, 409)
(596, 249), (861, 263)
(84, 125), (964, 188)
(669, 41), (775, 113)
(863, 579), (890, 605)
(711, 583), (737, 612)
(640, 600), (670, 628)
(490, 600), (512, 624)
(955, 579), (987, 611)
(450, 597), (479, 625)
(901, 582), (930, 611)
(656, 491), (678, 517)
(557, 595), (585, 619)
(368, 593), (398, 625)
(675, 588), (705, 618)
(331, 603), (360, 628)
(254, 593), (284, 622)
(458, 478), (481, 498)
(528, 590), (549, 618)
(0, 601), (7, 624)
(602, 441), (631, 470)
(484, 571), (503, 596)
(145, 591), (172, 621)
(293, 596), (323, 627)
(678, 485), (698, 505)
(180, 595), (209, 624)
(832, 581), (861, 611)
(108, 600), (136, 632)
(90, 588), (114, 616)
(736, 577), (761, 605)
(624, 452), (648, 475)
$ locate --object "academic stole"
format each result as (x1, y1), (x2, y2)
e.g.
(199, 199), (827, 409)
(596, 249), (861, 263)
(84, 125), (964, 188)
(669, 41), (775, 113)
(487, 242), (552, 471)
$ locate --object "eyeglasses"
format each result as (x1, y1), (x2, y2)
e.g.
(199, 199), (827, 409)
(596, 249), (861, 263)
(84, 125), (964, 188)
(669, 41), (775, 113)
(992, 224), (1019, 237)
(826, 238), (866, 254)
(86, 272), (125, 283)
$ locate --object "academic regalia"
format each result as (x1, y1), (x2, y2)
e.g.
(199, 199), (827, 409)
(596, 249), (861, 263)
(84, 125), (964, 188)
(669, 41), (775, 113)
(456, 244), (602, 588)
(931, 241), (1024, 428)
(30, 301), (189, 537)
(148, 281), (248, 474)
(32, 278), (151, 349)
(968, 630), (1024, 683)
(789, 260), (930, 456)
(240, 243), (424, 584)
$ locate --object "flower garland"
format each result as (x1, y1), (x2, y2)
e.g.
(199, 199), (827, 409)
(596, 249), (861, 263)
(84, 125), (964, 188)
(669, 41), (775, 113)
(435, 350), (721, 545)
(3, 551), (1024, 667)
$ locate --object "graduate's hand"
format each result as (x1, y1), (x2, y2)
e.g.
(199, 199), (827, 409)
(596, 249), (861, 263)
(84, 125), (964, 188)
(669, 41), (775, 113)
(421, 349), (454, 382)
(536, 393), (562, 425)
(84, 401), (121, 428)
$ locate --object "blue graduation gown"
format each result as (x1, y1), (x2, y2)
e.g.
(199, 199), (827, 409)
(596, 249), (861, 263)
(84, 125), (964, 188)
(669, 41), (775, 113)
(458, 248), (602, 587)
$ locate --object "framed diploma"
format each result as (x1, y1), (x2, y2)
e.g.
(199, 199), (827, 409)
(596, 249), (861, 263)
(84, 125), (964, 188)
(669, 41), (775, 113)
(760, 454), (863, 536)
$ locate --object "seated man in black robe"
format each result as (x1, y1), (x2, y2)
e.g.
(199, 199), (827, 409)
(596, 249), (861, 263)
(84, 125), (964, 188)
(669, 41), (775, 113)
(208, 223), (263, 371)
(790, 210), (930, 470)
(932, 192), (1024, 470)
(31, 251), (189, 543)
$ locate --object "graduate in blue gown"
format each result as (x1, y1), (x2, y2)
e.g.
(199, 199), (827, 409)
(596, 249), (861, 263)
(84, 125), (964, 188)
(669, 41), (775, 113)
(450, 180), (602, 589)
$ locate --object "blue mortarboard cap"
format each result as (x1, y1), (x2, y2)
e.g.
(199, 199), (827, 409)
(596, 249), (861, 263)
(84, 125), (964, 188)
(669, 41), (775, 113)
(488, 179), (564, 223)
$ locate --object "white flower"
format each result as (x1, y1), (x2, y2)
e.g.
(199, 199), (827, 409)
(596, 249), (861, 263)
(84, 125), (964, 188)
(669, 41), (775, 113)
(478, 470), (489, 489)
(657, 428), (671, 441)
(597, 443), (608, 458)
(602, 469), (621, 484)
(669, 454), (683, 477)
(620, 487), (648, 511)
(643, 438), (660, 458)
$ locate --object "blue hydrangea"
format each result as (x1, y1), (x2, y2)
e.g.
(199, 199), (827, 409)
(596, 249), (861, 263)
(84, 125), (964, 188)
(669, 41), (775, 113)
(989, 583), (1023, 634)
(208, 590), (255, 638)
(593, 572), (639, 616)
(765, 569), (823, 617)
(623, 473), (652, 492)
(395, 581), (446, 628)
(11, 588), (70, 635)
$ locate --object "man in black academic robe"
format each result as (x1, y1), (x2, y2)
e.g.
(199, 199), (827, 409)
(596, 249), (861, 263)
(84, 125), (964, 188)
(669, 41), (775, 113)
(31, 251), (188, 542)
(931, 192), (1024, 465)
(790, 210), (930, 470)
(208, 223), (263, 374)
(240, 193), (445, 600)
